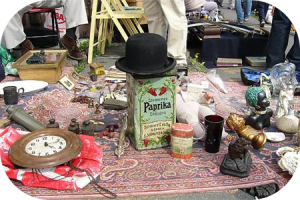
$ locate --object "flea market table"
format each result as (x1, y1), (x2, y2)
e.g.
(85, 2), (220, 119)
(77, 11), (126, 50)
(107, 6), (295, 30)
(0, 69), (297, 199)
(189, 30), (269, 68)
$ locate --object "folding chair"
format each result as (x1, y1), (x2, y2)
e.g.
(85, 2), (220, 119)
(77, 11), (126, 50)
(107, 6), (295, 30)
(88, 0), (144, 63)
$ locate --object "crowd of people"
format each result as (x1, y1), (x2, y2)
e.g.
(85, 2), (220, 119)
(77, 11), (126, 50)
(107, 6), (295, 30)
(0, 0), (299, 71)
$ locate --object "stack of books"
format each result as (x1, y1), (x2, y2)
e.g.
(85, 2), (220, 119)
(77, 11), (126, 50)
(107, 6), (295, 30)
(216, 58), (243, 67)
(106, 68), (127, 81)
(245, 57), (267, 67)
(198, 25), (221, 39)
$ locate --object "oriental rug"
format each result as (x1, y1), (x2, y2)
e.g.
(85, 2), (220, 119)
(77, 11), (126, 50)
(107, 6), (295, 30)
(0, 71), (296, 199)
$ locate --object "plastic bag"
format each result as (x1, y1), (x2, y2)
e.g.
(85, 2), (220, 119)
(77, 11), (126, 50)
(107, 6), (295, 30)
(1, 127), (103, 191)
(270, 62), (298, 96)
(0, 46), (14, 66)
(206, 69), (228, 94)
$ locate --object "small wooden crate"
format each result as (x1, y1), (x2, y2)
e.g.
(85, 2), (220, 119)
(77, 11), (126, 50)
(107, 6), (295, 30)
(12, 50), (68, 83)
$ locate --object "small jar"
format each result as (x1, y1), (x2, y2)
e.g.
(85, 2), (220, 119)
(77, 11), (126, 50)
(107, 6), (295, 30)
(46, 118), (59, 128)
(170, 123), (194, 159)
(81, 120), (95, 136)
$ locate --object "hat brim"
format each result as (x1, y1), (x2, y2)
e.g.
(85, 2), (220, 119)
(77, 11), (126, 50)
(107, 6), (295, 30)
(115, 57), (176, 75)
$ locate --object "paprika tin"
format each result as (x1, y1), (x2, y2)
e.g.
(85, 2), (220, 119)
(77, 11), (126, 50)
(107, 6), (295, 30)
(170, 123), (194, 159)
(127, 72), (177, 150)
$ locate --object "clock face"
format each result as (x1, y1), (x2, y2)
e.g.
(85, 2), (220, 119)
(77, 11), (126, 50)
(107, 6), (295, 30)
(9, 129), (82, 168)
(25, 136), (67, 156)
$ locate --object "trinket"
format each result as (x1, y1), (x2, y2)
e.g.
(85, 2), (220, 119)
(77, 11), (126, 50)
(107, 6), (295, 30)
(90, 73), (97, 82)
(6, 106), (46, 131)
(88, 99), (95, 108)
(68, 118), (80, 134)
(81, 120), (95, 136)
(220, 138), (252, 178)
(170, 123), (193, 159)
(46, 118), (60, 128)
(226, 113), (267, 149)
(115, 114), (128, 158)
(94, 104), (101, 114)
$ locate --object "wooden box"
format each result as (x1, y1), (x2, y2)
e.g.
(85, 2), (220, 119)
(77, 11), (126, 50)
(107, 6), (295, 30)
(12, 50), (68, 83)
(127, 72), (177, 150)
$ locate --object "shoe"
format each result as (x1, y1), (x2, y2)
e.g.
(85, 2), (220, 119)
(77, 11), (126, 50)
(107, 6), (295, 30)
(20, 39), (34, 56)
(59, 34), (84, 61)
(244, 17), (250, 22)
(260, 20), (265, 28)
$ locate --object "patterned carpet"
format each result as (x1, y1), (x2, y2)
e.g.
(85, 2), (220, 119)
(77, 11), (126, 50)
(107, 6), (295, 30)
(0, 70), (298, 199)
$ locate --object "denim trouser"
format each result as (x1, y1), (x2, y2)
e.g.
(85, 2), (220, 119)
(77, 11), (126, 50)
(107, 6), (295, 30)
(235, 0), (252, 22)
(266, 8), (300, 70)
(257, 1), (269, 22)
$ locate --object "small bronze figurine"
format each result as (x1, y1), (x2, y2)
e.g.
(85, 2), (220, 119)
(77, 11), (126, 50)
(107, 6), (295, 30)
(95, 104), (101, 114)
(88, 99), (94, 108)
(220, 138), (252, 178)
(245, 87), (273, 130)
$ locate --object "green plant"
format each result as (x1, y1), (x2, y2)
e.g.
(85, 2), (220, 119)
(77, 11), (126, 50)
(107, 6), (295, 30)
(75, 59), (87, 73)
(78, 41), (89, 52)
(189, 53), (206, 73)
(78, 40), (102, 57)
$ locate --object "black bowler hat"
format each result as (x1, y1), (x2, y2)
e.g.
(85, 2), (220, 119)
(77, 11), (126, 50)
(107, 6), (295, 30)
(115, 33), (176, 75)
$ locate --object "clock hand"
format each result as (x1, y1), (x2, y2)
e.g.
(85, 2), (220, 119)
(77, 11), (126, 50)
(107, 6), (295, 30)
(44, 142), (56, 149)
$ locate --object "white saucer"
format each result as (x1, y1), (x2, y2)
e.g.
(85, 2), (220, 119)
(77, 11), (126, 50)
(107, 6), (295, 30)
(0, 80), (48, 96)
(265, 132), (286, 142)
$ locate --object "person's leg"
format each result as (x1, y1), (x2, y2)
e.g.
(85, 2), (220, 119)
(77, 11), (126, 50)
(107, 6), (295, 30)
(160, 0), (187, 65)
(203, 2), (218, 18)
(244, 0), (252, 20)
(144, 0), (167, 39)
(257, 1), (265, 22)
(228, 0), (235, 9)
(61, 0), (88, 60)
(266, 8), (291, 68)
(62, 0), (88, 30)
(287, 32), (300, 70)
(235, 0), (244, 22)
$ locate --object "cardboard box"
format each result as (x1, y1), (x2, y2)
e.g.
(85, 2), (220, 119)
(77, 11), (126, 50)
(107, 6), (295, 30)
(12, 50), (68, 83)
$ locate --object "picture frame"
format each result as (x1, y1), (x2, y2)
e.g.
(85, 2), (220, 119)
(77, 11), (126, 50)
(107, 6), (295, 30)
(59, 75), (75, 90)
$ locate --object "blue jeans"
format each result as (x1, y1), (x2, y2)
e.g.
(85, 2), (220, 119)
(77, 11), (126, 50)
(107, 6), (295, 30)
(235, 0), (252, 22)
(266, 8), (300, 70)
(257, 1), (269, 22)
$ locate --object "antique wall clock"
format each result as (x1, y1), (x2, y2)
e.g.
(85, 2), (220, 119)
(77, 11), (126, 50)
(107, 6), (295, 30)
(9, 128), (82, 168)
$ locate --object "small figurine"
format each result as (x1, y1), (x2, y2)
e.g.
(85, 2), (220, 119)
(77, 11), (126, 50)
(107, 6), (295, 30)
(275, 84), (294, 118)
(95, 104), (101, 114)
(26, 50), (46, 64)
(88, 99), (94, 108)
(46, 118), (60, 128)
(245, 87), (273, 130)
(226, 113), (266, 149)
(220, 138), (252, 178)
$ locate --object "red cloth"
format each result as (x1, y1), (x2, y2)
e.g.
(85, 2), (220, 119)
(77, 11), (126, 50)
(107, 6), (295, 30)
(0, 127), (103, 191)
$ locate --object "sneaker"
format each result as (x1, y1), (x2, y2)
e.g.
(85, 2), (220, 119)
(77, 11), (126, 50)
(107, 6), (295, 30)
(244, 17), (250, 22)
(20, 39), (34, 56)
(59, 34), (84, 61)
(260, 20), (265, 27)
